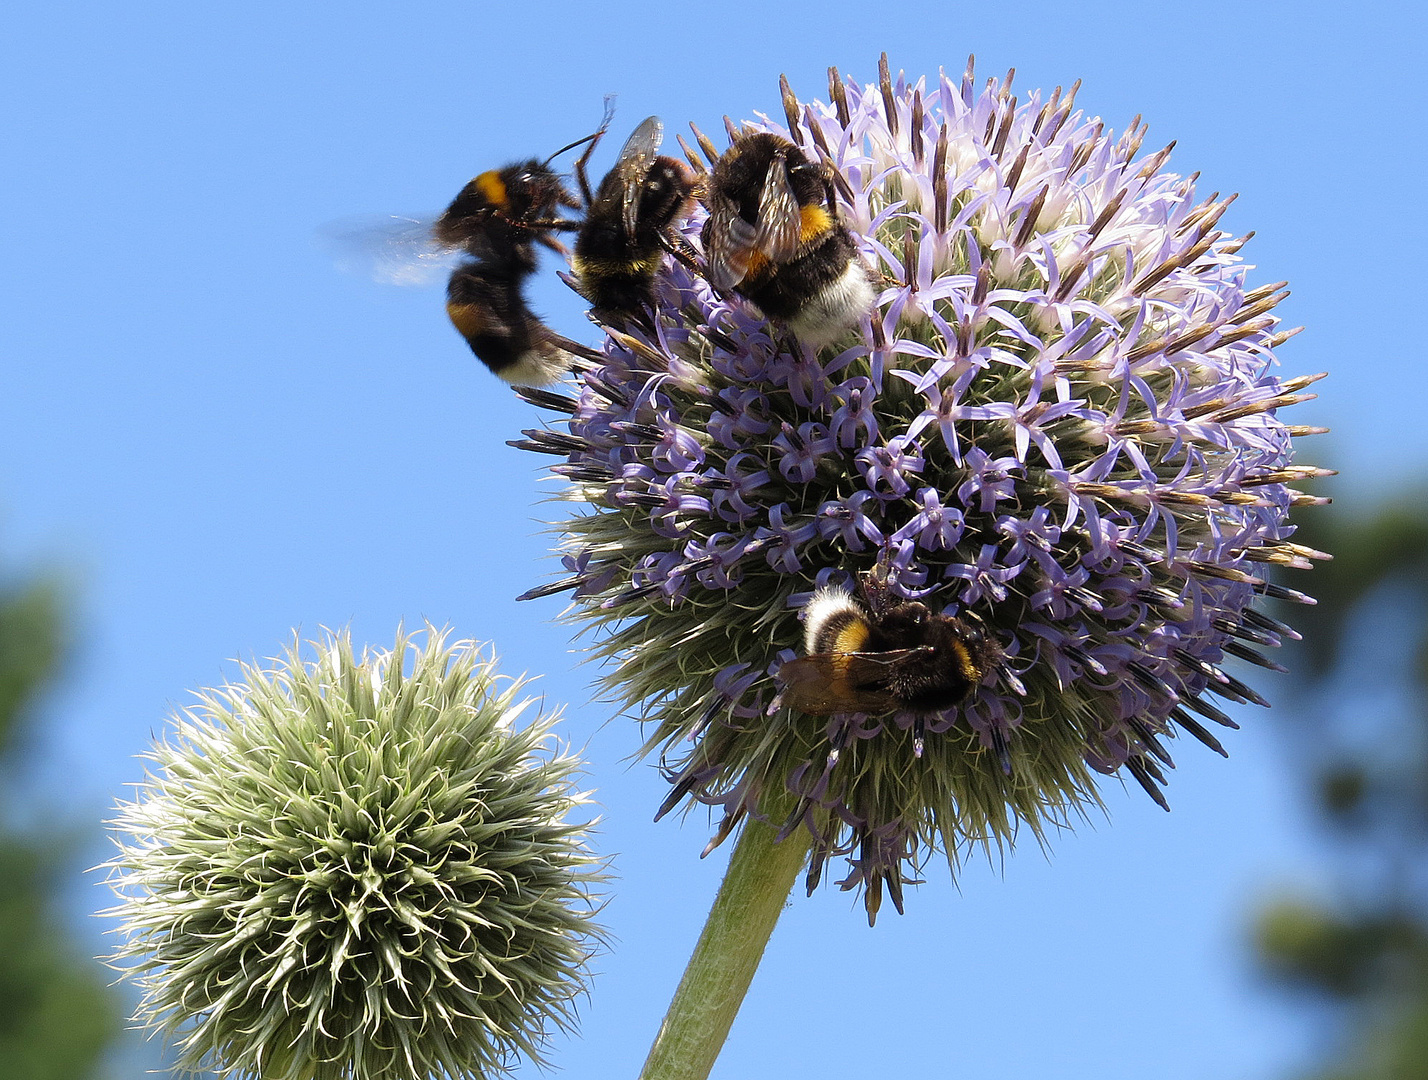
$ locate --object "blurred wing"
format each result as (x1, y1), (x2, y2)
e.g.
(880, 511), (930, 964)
(616, 116), (664, 238)
(702, 195), (759, 291)
(752, 149), (804, 262)
(319, 214), (462, 287)
(777, 654), (899, 716)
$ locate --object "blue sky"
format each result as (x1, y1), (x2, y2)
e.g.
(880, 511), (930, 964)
(2, 2), (1424, 1077)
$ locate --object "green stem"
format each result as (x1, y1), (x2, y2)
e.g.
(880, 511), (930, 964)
(638, 817), (811, 1080)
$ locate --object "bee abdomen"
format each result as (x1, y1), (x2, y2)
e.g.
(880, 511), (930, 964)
(743, 230), (874, 346)
(803, 586), (873, 654)
(446, 264), (570, 386)
(570, 256), (664, 326)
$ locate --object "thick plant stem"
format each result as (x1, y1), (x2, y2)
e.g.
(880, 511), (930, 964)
(638, 817), (811, 1080)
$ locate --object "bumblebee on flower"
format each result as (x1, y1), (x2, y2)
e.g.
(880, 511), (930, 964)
(517, 55), (1329, 921)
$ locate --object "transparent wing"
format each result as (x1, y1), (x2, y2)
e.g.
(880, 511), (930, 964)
(702, 195), (760, 291)
(777, 653), (907, 715)
(318, 214), (463, 287)
(752, 149), (804, 262)
(615, 116), (665, 238)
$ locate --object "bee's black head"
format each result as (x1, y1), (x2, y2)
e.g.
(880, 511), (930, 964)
(435, 161), (570, 249)
(635, 158), (697, 235)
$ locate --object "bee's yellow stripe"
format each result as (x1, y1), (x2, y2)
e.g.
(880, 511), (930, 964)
(799, 204), (832, 242)
(475, 170), (508, 209)
(572, 254), (660, 276)
(951, 640), (975, 683)
(833, 619), (871, 654)
(446, 302), (487, 338)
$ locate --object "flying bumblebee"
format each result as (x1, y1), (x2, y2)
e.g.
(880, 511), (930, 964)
(571, 116), (699, 328)
(778, 577), (1000, 715)
(329, 113), (610, 386)
(701, 131), (876, 346)
(435, 118), (611, 385)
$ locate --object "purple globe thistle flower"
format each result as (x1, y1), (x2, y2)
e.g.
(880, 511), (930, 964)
(516, 57), (1329, 922)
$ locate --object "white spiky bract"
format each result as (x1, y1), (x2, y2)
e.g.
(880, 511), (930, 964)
(107, 628), (603, 1080)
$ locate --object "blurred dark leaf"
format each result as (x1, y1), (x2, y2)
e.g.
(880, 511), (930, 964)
(0, 566), (121, 1079)
(0, 575), (66, 762)
(1258, 898), (1425, 999)
(1258, 491), (1428, 1079)
(1318, 763), (1370, 822)
(1284, 494), (1428, 672)
(0, 840), (121, 1080)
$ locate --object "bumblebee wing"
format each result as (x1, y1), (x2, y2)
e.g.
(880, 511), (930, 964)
(752, 149), (804, 262)
(777, 655), (899, 715)
(615, 116), (665, 239)
(841, 649), (929, 682)
(702, 195), (760, 291)
(319, 214), (460, 287)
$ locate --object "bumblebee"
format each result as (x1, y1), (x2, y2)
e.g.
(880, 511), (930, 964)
(778, 577), (1000, 715)
(572, 116), (699, 327)
(701, 132), (876, 346)
(443, 259), (595, 386)
(433, 155), (579, 260)
(436, 119), (609, 384)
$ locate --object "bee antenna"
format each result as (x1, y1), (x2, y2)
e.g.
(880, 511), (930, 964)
(542, 95), (616, 167)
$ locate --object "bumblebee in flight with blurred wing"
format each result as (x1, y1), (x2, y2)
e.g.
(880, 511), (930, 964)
(327, 113), (609, 384)
(434, 117), (612, 385)
(571, 116), (699, 328)
(779, 575), (1000, 715)
(702, 131), (875, 346)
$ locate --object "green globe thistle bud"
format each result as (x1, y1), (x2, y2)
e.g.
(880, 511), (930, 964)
(106, 628), (603, 1080)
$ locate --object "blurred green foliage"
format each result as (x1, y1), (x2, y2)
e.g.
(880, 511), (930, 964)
(1256, 490), (1428, 1078)
(0, 570), (121, 1080)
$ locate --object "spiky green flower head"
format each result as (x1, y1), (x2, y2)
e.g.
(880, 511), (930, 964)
(516, 56), (1330, 921)
(107, 628), (603, 1080)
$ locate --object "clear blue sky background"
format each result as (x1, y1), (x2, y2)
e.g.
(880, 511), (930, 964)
(2, 2), (1424, 1078)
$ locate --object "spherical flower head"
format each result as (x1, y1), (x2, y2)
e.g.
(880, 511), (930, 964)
(517, 57), (1329, 921)
(106, 628), (603, 1080)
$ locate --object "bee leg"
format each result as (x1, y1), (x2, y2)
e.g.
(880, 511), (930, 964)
(572, 135), (599, 209)
(614, 305), (660, 339)
(535, 232), (570, 258)
(861, 561), (896, 613)
(572, 148), (595, 207)
(657, 228), (701, 272)
(547, 331), (605, 365)
(874, 269), (901, 289)
(544, 97), (614, 170)
(808, 156), (857, 212)
(569, 96), (616, 209)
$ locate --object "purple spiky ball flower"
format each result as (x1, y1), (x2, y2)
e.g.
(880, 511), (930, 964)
(515, 57), (1329, 922)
